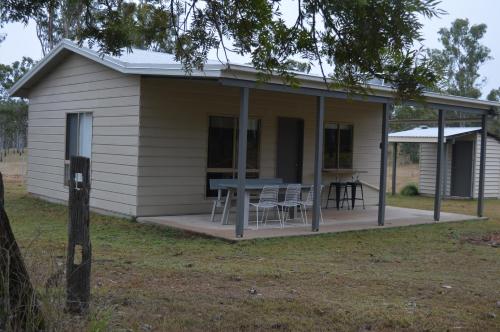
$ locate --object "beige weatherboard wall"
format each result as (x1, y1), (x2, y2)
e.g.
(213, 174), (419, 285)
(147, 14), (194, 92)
(10, 40), (500, 218)
(19, 49), (383, 218)
(137, 78), (383, 216)
(25, 53), (141, 216)
(389, 127), (500, 199)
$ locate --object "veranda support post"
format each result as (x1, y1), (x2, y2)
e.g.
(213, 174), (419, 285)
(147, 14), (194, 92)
(378, 104), (390, 226)
(236, 87), (249, 237)
(392, 142), (398, 195)
(312, 95), (325, 232)
(433, 109), (445, 221)
(477, 114), (487, 217)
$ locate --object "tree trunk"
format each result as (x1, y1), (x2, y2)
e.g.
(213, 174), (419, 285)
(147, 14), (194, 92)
(0, 172), (44, 331)
(48, 0), (54, 50)
(0, 172), (4, 207)
(66, 156), (92, 314)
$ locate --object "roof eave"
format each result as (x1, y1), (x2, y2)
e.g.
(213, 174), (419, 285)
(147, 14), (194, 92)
(388, 137), (440, 143)
(8, 41), (68, 97)
(389, 129), (483, 143)
(220, 66), (499, 114)
(8, 39), (226, 97)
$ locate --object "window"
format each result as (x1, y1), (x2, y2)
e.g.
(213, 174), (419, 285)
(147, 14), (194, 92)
(206, 116), (261, 197)
(324, 123), (353, 169)
(65, 113), (93, 185)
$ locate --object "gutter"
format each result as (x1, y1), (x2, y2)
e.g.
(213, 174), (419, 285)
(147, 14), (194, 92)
(222, 66), (499, 113)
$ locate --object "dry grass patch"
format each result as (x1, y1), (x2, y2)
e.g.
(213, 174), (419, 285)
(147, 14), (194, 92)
(461, 232), (500, 248)
(0, 152), (27, 183)
(387, 193), (500, 216)
(387, 163), (419, 193)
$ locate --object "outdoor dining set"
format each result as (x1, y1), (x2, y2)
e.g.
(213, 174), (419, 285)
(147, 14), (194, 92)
(209, 177), (365, 229)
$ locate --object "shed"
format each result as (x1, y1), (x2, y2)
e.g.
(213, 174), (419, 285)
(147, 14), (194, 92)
(389, 126), (500, 198)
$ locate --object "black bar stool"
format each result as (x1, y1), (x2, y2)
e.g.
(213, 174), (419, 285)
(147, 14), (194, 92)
(325, 182), (349, 210)
(341, 181), (365, 209)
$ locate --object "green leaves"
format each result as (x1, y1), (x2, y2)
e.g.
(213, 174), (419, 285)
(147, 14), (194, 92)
(0, 57), (35, 99)
(0, 57), (33, 155)
(428, 18), (492, 99)
(2, 0), (446, 100)
(487, 88), (500, 102)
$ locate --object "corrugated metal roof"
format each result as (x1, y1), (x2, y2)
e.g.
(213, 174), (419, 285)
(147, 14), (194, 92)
(389, 126), (481, 143)
(94, 45), (221, 66)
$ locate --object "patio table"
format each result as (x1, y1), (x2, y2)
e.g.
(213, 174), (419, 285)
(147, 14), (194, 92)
(213, 179), (285, 227)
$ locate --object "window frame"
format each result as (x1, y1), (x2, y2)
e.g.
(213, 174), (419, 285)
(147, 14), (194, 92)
(323, 121), (354, 170)
(64, 112), (93, 186)
(205, 114), (261, 197)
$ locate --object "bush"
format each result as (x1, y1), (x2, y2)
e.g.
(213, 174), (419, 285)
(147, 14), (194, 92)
(400, 183), (419, 196)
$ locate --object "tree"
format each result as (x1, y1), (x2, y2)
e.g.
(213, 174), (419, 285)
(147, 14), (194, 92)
(33, 0), (82, 55)
(485, 88), (500, 136)
(392, 18), (493, 161)
(0, 58), (34, 155)
(0, 101), (28, 154)
(1, 0), (444, 99)
(0, 57), (35, 99)
(428, 18), (491, 99)
(488, 88), (500, 102)
(285, 60), (312, 74)
(0, 179), (45, 330)
(1, 0), (177, 56)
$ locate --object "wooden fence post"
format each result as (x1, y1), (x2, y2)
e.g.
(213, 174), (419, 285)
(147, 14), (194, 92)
(0, 171), (4, 208)
(66, 156), (92, 314)
(0, 171), (44, 330)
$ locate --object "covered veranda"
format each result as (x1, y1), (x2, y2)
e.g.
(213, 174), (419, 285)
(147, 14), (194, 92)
(213, 78), (494, 238)
(133, 72), (497, 238)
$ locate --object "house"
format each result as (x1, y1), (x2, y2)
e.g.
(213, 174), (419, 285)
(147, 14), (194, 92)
(389, 126), (500, 198)
(8, 40), (499, 237)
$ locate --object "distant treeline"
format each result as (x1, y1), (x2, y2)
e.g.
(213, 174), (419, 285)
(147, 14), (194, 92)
(1, 57), (33, 161)
(0, 100), (27, 161)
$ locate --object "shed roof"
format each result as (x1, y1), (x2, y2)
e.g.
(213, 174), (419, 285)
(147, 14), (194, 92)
(389, 127), (481, 143)
(7, 39), (500, 115)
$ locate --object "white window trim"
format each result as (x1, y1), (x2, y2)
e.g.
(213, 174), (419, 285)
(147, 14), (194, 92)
(323, 121), (354, 170)
(64, 112), (93, 186)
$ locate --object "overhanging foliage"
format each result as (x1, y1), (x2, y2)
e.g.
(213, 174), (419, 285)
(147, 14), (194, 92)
(1, 0), (445, 100)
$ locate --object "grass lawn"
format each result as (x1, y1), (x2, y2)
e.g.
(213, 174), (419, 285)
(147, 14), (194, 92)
(4, 180), (500, 331)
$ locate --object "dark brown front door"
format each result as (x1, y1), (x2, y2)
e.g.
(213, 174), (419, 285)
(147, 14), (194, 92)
(451, 140), (474, 197)
(276, 117), (304, 183)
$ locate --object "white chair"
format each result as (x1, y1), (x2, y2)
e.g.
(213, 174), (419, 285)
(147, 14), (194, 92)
(278, 184), (304, 225)
(301, 185), (324, 224)
(210, 187), (228, 222)
(250, 185), (281, 229)
(209, 179), (236, 223)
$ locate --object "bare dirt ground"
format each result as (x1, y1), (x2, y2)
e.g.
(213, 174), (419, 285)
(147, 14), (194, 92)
(387, 163), (419, 193)
(0, 151), (27, 182)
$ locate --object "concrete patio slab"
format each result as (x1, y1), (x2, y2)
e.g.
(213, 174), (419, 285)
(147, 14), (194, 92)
(137, 206), (485, 241)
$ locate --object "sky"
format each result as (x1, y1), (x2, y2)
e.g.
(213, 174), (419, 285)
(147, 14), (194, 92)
(0, 0), (499, 98)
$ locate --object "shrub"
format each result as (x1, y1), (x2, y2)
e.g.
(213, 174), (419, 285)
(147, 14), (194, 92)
(400, 183), (419, 196)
